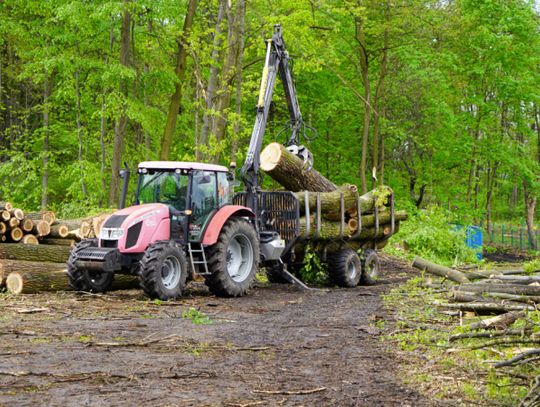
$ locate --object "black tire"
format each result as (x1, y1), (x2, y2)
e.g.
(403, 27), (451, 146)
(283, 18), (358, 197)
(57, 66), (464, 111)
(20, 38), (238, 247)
(139, 241), (188, 300)
(265, 261), (289, 284)
(327, 248), (362, 287)
(68, 239), (114, 293)
(360, 249), (380, 285)
(205, 218), (259, 297)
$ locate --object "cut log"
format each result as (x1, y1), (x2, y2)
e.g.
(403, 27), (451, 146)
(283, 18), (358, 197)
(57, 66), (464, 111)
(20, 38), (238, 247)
(347, 186), (393, 218)
(31, 220), (51, 237)
(8, 217), (20, 228)
(90, 213), (112, 238)
(462, 269), (503, 280)
(49, 224), (69, 238)
(465, 311), (525, 330)
(485, 275), (540, 285)
(260, 142), (337, 192)
(6, 269), (139, 294)
(0, 243), (72, 263)
(295, 185), (358, 217)
(21, 218), (34, 232)
(22, 235), (39, 245)
(1, 211), (10, 221)
(454, 290), (540, 304)
(458, 283), (540, 297)
(0, 201), (13, 211)
(62, 220), (92, 238)
(348, 210), (408, 234)
(10, 227), (23, 242)
(40, 238), (76, 247)
(299, 217), (394, 241)
(10, 208), (24, 220)
(412, 256), (470, 284)
(0, 222), (6, 235)
(437, 302), (534, 313)
(26, 211), (56, 225)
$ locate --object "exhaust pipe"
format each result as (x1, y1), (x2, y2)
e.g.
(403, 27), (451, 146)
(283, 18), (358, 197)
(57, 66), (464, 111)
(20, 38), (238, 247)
(119, 162), (130, 209)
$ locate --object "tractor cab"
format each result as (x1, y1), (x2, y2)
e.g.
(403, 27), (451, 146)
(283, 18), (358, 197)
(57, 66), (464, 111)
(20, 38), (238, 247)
(135, 161), (233, 242)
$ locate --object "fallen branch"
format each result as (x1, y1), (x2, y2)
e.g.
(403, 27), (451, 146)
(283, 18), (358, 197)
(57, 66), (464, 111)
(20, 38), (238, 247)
(465, 311), (525, 331)
(495, 349), (540, 368)
(466, 338), (540, 351)
(436, 302), (535, 313)
(449, 328), (532, 342)
(520, 373), (540, 407)
(253, 387), (326, 395)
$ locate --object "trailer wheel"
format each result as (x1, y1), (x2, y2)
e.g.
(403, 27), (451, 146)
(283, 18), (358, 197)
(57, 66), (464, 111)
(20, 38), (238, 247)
(139, 241), (188, 300)
(327, 248), (362, 287)
(205, 218), (259, 297)
(68, 239), (114, 293)
(360, 249), (380, 285)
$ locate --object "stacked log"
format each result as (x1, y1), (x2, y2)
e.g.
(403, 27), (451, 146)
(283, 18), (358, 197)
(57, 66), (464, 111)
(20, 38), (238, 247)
(260, 142), (406, 250)
(0, 204), (135, 295)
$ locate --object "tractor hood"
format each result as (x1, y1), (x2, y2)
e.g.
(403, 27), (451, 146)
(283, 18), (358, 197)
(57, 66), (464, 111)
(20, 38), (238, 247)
(99, 204), (171, 253)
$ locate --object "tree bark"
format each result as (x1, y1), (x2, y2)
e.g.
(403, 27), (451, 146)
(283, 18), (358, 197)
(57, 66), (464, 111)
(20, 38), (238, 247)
(41, 238), (76, 247)
(356, 14), (370, 194)
(411, 256), (470, 283)
(437, 302), (534, 313)
(74, 69), (87, 198)
(109, 1), (131, 207)
(466, 311), (525, 331)
(0, 202), (13, 211)
(160, 0), (198, 160)
(31, 220), (50, 237)
(49, 224), (69, 238)
(260, 143), (337, 192)
(0, 243), (72, 263)
(230, 0), (245, 164)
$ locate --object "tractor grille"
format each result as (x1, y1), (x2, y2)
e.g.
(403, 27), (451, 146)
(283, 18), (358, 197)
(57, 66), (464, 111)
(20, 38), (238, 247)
(233, 191), (299, 244)
(77, 247), (118, 261)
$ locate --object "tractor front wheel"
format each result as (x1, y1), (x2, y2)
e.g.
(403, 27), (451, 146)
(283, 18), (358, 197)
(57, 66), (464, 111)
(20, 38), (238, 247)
(139, 241), (188, 300)
(205, 218), (259, 297)
(68, 239), (114, 293)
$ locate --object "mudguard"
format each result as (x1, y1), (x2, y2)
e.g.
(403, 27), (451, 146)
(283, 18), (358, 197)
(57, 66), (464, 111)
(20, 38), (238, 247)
(201, 205), (255, 245)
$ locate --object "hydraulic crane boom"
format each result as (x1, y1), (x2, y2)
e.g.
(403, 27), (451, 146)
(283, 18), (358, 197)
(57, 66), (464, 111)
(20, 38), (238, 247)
(241, 24), (314, 221)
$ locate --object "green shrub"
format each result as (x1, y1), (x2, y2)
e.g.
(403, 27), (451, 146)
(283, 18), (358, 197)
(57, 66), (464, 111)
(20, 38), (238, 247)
(386, 206), (479, 266)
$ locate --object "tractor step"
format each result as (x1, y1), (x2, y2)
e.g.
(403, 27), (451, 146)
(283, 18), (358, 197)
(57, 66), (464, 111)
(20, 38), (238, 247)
(188, 243), (210, 276)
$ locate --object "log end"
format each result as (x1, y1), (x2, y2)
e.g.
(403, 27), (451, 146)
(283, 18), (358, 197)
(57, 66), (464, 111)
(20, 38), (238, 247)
(260, 142), (283, 171)
(6, 272), (23, 294)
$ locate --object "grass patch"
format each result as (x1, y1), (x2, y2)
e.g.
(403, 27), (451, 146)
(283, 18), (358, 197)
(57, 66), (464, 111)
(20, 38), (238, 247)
(182, 307), (213, 325)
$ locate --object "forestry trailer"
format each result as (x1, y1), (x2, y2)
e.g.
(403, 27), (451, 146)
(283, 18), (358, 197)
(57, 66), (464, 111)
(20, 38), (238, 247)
(67, 25), (389, 299)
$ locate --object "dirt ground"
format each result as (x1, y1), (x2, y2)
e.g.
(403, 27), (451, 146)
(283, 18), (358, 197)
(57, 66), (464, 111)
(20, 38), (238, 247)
(0, 256), (433, 407)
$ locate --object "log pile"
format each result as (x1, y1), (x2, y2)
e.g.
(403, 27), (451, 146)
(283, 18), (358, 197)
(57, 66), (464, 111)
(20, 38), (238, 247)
(0, 203), (136, 294)
(412, 256), (540, 399)
(260, 142), (407, 251)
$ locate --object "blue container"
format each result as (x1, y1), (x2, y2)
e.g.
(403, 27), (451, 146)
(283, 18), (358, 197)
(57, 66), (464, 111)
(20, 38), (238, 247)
(465, 226), (483, 260)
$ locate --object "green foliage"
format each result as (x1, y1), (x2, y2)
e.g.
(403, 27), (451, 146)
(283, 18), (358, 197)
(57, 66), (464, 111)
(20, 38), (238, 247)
(299, 244), (328, 285)
(182, 307), (213, 325)
(387, 206), (480, 266)
(523, 259), (540, 275)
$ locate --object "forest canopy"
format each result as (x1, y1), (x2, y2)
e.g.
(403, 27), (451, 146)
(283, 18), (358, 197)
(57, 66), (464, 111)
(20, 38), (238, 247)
(0, 0), (539, 230)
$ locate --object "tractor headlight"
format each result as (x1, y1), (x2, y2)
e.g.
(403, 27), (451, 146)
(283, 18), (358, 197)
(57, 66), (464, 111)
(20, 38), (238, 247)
(100, 227), (125, 240)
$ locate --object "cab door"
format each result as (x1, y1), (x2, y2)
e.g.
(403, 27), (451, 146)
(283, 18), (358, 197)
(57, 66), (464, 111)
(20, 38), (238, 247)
(189, 170), (217, 241)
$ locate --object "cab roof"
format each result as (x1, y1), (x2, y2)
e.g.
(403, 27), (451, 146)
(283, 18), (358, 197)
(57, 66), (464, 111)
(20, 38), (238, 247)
(138, 161), (229, 172)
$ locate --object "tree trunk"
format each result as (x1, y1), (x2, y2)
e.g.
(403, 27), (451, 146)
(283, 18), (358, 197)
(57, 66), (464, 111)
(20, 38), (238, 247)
(230, 0), (245, 164)
(299, 218), (393, 241)
(466, 311), (525, 331)
(74, 69), (87, 198)
(160, 0), (198, 160)
(524, 180), (537, 250)
(41, 76), (50, 208)
(0, 243), (72, 263)
(356, 15), (371, 194)
(0, 202), (13, 211)
(437, 302), (534, 313)
(348, 210), (408, 233)
(260, 143), (337, 192)
(31, 220), (50, 237)
(49, 224), (69, 238)
(108, 1), (131, 207)
(294, 185), (358, 215)
(198, 0), (226, 161)
(411, 256), (470, 283)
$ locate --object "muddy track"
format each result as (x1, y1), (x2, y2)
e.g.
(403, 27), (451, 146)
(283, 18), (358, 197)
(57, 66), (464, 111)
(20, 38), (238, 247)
(0, 256), (431, 406)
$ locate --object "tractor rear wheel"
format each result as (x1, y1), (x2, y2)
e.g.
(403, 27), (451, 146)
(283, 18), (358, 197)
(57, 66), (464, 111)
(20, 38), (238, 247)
(139, 241), (188, 300)
(68, 239), (114, 293)
(205, 218), (259, 297)
(360, 249), (380, 285)
(327, 248), (362, 287)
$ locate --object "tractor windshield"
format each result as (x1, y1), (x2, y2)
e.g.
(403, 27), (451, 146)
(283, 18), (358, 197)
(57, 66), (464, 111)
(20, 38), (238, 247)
(137, 170), (189, 211)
